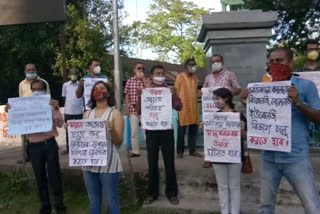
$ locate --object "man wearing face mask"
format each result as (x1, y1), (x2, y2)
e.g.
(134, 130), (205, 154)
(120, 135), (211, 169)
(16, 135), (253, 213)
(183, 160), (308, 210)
(175, 58), (202, 158)
(204, 54), (241, 95)
(242, 47), (320, 214)
(135, 65), (182, 205)
(124, 62), (149, 157)
(76, 59), (107, 98)
(5, 79), (66, 214)
(61, 68), (84, 154)
(19, 63), (50, 97)
(297, 39), (320, 72)
(18, 63), (50, 163)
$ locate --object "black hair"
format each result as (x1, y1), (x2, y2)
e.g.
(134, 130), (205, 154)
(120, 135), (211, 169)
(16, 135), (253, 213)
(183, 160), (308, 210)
(213, 87), (235, 109)
(305, 39), (319, 50)
(184, 58), (196, 68)
(31, 79), (47, 91)
(89, 81), (115, 109)
(271, 47), (294, 60)
(150, 65), (164, 74)
(212, 54), (224, 62)
(87, 59), (99, 68)
(24, 63), (37, 71)
(133, 61), (144, 69)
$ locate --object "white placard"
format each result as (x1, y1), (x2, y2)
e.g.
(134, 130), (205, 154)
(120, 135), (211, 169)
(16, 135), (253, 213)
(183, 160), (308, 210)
(68, 119), (108, 166)
(201, 87), (221, 114)
(295, 71), (320, 97)
(247, 81), (292, 152)
(204, 112), (241, 163)
(141, 88), (172, 130)
(84, 78), (108, 110)
(8, 95), (53, 135)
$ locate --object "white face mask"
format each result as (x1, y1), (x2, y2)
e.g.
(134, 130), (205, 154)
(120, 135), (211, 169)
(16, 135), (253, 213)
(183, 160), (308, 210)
(32, 91), (46, 96)
(93, 66), (101, 74)
(191, 66), (197, 73)
(153, 76), (166, 85)
(212, 62), (223, 72)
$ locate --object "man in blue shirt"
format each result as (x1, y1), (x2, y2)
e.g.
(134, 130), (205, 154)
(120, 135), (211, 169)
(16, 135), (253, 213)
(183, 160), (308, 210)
(242, 47), (320, 214)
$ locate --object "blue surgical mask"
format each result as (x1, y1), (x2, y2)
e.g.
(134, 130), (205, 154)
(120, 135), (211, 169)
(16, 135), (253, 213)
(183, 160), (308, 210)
(26, 73), (37, 79)
(32, 91), (46, 96)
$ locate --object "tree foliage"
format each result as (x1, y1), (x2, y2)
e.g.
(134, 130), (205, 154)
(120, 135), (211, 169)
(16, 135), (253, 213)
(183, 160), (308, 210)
(135, 0), (208, 67)
(243, 0), (320, 50)
(0, 0), (132, 103)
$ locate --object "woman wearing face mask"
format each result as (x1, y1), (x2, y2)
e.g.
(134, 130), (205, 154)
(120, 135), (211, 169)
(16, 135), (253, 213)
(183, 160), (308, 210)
(209, 87), (247, 214)
(82, 81), (124, 214)
(136, 65), (182, 205)
(5, 79), (66, 214)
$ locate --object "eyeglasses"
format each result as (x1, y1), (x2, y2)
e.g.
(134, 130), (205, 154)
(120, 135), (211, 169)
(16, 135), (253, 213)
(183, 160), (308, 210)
(137, 67), (145, 71)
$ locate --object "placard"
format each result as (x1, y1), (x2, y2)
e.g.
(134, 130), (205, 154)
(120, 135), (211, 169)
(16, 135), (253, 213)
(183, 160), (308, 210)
(204, 112), (241, 163)
(201, 87), (221, 114)
(141, 88), (172, 130)
(295, 71), (320, 97)
(247, 81), (291, 152)
(68, 119), (108, 166)
(8, 95), (53, 135)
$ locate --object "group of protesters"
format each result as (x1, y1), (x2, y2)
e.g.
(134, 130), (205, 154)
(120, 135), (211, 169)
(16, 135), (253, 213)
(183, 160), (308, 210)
(3, 38), (320, 214)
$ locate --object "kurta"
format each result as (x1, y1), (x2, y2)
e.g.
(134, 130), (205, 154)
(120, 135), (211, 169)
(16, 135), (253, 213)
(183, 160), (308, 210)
(174, 72), (199, 126)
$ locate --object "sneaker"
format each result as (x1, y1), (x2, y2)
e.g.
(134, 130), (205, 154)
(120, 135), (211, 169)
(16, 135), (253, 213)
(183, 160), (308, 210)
(190, 152), (202, 157)
(177, 153), (183, 159)
(144, 195), (156, 205)
(168, 196), (179, 205)
(202, 161), (212, 168)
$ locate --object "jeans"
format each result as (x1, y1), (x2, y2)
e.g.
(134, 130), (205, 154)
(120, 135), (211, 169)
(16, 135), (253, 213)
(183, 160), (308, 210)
(83, 171), (120, 214)
(129, 114), (140, 155)
(146, 130), (178, 199)
(177, 123), (198, 155)
(65, 114), (83, 151)
(259, 158), (320, 214)
(28, 138), (65, 214)
(213, 163), (242, 214)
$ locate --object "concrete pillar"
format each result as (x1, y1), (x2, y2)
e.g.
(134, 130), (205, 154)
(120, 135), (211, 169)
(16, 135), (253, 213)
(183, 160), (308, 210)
(198, 10), (277, 89)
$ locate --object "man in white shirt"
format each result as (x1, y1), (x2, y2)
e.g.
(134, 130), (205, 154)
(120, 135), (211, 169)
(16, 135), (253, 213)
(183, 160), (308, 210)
(62, 68), (84, 154)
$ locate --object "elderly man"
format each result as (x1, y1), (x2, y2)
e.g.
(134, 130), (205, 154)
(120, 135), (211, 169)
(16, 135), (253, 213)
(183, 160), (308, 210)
(124, 62), (149, 157)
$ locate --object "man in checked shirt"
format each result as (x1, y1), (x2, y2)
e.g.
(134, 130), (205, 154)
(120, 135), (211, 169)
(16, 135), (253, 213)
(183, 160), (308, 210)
(124, 62), (149, 157)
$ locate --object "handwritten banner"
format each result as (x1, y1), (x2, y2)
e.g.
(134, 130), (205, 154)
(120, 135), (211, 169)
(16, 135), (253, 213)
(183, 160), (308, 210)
(0, 105), (21, 146)
(84, 78), (108, 110)
(68, 119), (108, 166)
(204, 112), (241, 163)
(247, 81), (291, 152)
(295, 71), (320, 97)
(141, 87), (172, 130)
(8, 95), (53, 135)
(201, 87), (221, 114)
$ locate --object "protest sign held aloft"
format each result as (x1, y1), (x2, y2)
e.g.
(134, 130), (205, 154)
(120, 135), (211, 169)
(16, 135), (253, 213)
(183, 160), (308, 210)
(8, 94), (53, 135)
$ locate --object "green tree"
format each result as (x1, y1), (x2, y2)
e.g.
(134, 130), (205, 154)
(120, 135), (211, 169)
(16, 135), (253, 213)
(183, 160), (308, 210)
(0, 0), (132, 103)
(243, 0), (320, 50)
(135, 0), (208, 67)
